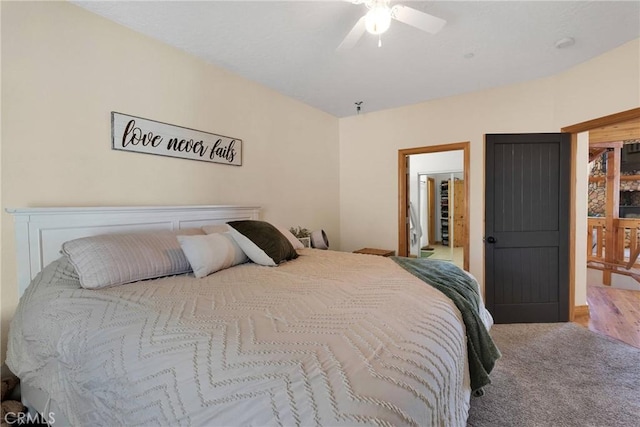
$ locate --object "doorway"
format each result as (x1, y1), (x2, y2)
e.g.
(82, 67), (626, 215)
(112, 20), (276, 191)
(416, 171), (464, 265)
(563, 107), (640, 321)
(398, 142), (470, 271)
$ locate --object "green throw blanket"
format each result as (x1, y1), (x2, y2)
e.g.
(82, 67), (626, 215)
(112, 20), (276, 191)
(392, 256), (501, 396)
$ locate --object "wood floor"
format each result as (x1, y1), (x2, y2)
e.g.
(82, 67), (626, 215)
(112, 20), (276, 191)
(573, 285), (640, 348)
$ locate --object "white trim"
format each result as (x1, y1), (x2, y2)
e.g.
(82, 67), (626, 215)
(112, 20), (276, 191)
(6, 205), (260, 297)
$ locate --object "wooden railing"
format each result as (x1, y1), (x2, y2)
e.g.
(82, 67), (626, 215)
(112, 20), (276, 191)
(588, 217), (606, 260)
(588, 217), (640, 281)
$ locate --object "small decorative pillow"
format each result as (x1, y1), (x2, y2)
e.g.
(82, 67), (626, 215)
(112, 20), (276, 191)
(227, 220), (299, 266)
(62, 229), (203, 289)
(177, 232), (248, 278)
(274, 225), (305, 250)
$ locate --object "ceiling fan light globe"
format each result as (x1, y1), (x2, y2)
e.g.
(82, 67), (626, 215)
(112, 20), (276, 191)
(365, 6), (391, 35)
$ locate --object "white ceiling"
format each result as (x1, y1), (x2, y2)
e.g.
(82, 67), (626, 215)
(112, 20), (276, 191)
(73, 1), (640, 117)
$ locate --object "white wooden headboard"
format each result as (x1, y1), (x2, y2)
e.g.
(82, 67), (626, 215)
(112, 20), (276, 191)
(6, 205), (261, 297)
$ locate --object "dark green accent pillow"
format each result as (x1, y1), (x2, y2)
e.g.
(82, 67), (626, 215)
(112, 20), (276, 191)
(227, 220), (299, 266)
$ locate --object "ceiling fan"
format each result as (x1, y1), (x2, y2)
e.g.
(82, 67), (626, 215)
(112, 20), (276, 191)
(338, 0), (446, 49)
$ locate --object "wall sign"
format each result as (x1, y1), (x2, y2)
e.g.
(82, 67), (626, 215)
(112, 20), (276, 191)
(111, 112), (242, 166)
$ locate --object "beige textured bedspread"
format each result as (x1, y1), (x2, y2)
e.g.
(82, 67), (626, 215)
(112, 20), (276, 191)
(8, 249), (490, 426)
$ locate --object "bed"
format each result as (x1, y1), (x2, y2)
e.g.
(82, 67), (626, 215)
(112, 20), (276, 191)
(6, 205), (496, 426)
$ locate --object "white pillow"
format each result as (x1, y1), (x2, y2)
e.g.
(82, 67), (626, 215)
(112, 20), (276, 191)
(275, 225), (305, 250)
(177, 232), (248, 278)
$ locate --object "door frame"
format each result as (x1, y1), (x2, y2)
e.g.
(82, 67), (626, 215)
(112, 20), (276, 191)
(398, 141), (470, 271)
(563, 107), (640, 321)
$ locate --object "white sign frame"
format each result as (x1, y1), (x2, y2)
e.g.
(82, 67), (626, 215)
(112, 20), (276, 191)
(111, 112), (242, 166)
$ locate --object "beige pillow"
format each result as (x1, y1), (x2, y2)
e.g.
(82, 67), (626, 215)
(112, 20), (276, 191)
(201, 224), (230, 234)
(62, 229), (203, 289)
(274, 225), (305, 250)
(177, 232), (248, 278)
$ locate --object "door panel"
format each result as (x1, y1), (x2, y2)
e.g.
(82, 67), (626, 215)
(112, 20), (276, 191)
(428, 178), (435, 245)
(453, 180), (465, 247)
(485, 133), (570, 323)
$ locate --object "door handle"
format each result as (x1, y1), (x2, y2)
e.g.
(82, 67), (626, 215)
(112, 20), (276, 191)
(486, 236), (497, 244)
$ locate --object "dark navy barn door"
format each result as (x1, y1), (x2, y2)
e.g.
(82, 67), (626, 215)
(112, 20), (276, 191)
(485, 133), (570, 323)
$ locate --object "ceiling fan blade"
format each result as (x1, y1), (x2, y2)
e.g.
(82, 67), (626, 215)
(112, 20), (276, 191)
(337, 16), (366, 50)
(391, 4), (446, 34)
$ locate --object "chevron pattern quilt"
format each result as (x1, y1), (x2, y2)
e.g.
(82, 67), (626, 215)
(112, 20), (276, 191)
(8, 249), (492, 426)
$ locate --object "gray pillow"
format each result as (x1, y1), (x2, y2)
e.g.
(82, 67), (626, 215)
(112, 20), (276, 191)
(227, 220), (298, 266)
(62, 229), (203, 289)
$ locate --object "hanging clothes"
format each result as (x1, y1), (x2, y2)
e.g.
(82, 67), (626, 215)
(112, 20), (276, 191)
(409, 201), (422, 246)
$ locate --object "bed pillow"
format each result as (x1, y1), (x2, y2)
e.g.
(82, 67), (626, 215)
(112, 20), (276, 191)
(227, 220), (298, 266)
(61, 229), (203, 289)
(201, 224), (230, 234)
(177, 232), (248, 278)
(203, 223), (303, 250)
(274, 225), (305, 250)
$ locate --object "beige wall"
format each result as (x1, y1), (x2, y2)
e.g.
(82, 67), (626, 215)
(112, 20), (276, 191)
(339, 38), (640, 304)
(0, 2), (340, 358)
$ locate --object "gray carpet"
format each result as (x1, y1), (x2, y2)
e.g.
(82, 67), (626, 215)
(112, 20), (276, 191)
(467, 323), (640, 427)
